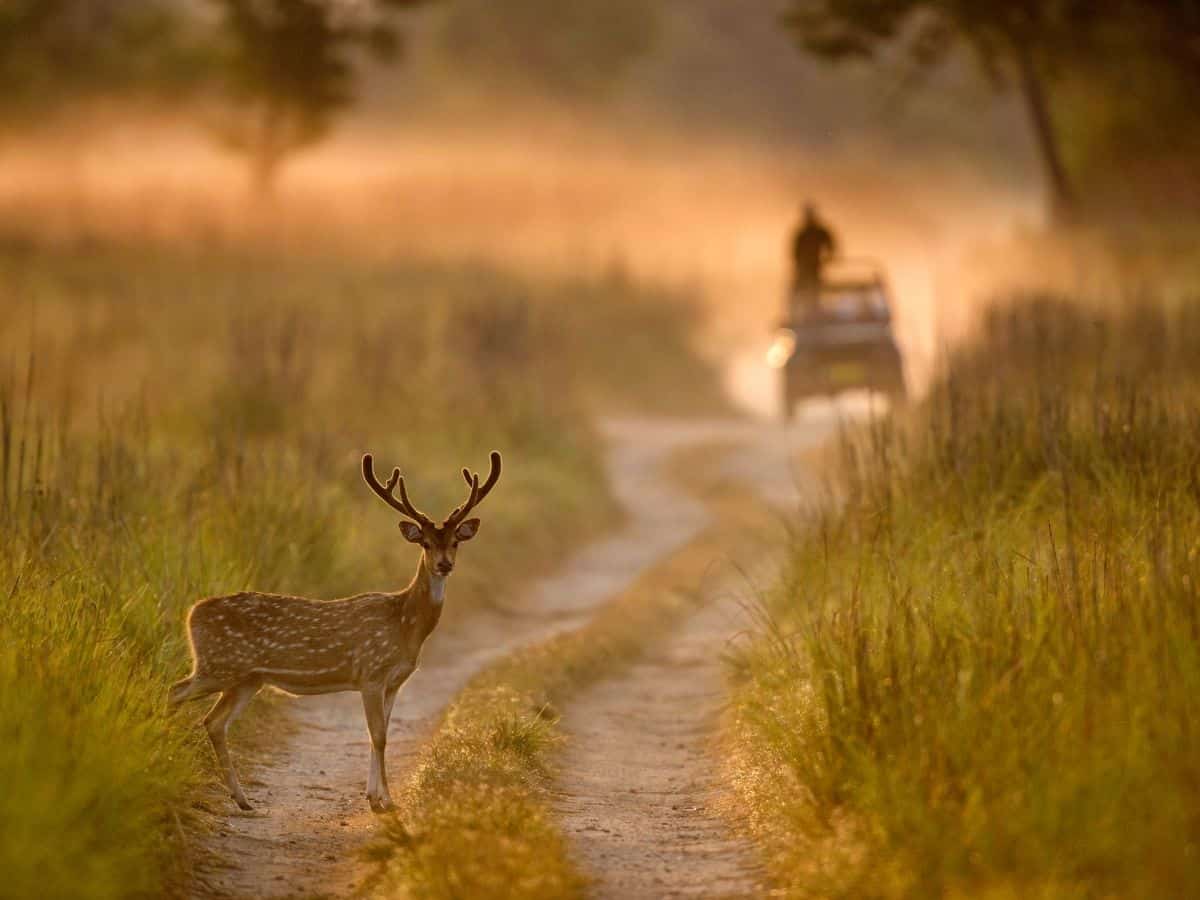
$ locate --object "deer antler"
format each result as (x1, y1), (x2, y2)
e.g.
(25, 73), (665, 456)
(445, 451), (502, 527)
(362, 454), (435, 527)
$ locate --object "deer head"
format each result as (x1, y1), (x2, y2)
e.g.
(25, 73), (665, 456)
(361, 451), (502, 576)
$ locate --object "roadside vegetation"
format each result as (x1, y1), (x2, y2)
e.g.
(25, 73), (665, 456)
(727, 292), (1200, 897)
(0, 238), (722, 900)
(366, 452), (772, 900)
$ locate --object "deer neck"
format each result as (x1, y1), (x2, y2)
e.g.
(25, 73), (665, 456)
(401, 553), (447, 634)
(428, 566), (448, 606)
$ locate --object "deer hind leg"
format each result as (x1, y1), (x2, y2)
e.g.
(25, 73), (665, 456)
(362, 685), (396, 813)
(168, 677), (197, 707)
(204, 682), (260, 811)
(168, 674), (219, 708)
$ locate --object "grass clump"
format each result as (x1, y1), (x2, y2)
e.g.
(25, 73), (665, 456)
(728, 294), (1200, 898)
(0, 240), (723, 900)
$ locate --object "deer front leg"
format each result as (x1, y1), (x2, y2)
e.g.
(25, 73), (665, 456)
(362, 685), (394, 812)
(204, 682), (260, 811)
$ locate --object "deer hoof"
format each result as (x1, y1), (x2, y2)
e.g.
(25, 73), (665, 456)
(368, 794), (395, 813)
(234, 795), (254, 812)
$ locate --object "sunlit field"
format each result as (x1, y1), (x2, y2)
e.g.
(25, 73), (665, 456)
(17, 125), (1193, 421)
(0, 121), (1042, 408)
(728, 292), (1200, 897)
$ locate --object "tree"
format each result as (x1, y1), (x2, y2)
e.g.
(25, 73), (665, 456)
(782, 0), (1104, 224)
(207, 0), (427, 195)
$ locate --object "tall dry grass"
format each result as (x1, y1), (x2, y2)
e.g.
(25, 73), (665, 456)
(728, 293), (1200, 897)
(0, 238), (724, 899)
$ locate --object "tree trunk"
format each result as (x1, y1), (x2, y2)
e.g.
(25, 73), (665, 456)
(1014, 42), (1078, 226)
(248, 103), (287, 200)
(249, 144), (283, 200)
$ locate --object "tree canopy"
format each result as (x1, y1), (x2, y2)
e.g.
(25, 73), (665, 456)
(783, 0), (1108, 223)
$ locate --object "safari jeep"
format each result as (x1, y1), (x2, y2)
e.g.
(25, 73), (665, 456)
(768, 260), (907, 419)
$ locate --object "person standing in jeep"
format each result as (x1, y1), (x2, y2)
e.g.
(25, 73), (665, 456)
(789, 203), (837, 316)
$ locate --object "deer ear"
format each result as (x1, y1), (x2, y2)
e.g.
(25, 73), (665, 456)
(399, 521), (423, 543)
(454, 518), (481, 541)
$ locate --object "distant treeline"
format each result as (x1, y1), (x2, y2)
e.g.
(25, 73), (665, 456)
(2, 1), (1197, 219)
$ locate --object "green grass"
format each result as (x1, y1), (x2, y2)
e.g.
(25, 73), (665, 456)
(0, 240), (724, 900)
(727, 294), (1200, 898)
(366, 453), (772, 900)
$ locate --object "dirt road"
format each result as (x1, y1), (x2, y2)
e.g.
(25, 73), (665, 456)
(188, 417), (827, 899)
(553, 422), (813, 899)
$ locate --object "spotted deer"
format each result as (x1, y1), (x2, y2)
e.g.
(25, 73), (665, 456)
(168, 451), (502, 812)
